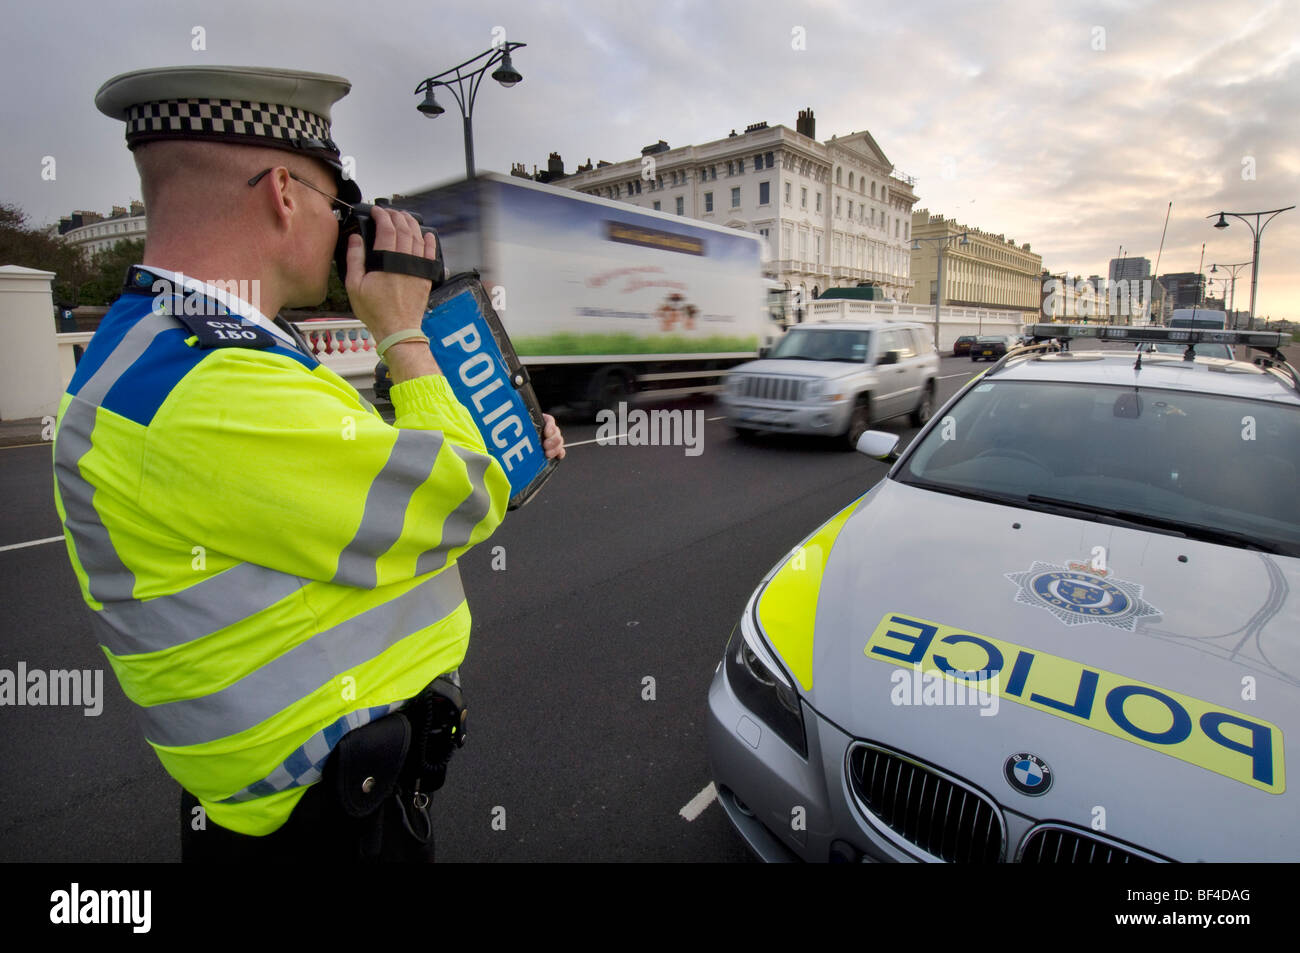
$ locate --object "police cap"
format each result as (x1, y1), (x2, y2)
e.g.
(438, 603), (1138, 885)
(95, 65), (362, 203)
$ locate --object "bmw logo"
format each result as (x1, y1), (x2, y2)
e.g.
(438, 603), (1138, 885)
(1004, 753), (1053, 796)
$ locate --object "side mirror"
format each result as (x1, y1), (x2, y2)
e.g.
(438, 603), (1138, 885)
(857, 430), (900, 460)
(758, 346), (771, 358)
(877, 350), (900, 366)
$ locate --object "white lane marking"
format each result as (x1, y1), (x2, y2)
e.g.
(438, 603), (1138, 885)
(566, 415), (730, 448)
(940, 372), (976, 380)
(566, 433), (625, 448)
(0, 442), (54, 451)
(679, 781), (718, 821)
(0, 535), (64, 553)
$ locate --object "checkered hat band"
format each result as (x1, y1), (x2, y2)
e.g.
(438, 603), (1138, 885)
(125, 98), (337, 155)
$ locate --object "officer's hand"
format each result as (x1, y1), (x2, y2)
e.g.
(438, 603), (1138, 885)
(541, 413), (565, 460)
(345, 206), (439, 341)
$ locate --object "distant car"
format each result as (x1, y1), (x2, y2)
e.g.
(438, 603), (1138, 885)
(707, 324), (1300, 862)
(373, 360), (392, 403)
(953, 335), (977, 357)
(970, 335), (1016, 362)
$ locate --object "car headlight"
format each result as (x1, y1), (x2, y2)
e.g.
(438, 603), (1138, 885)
(803, 380), (823, 400)
(726, 374), (745, 394)
(724, 593), (808, 757)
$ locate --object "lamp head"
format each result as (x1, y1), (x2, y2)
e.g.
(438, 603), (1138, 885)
(417, 86), (444, 117)
(492, 53), (523, 88)
(1213, 213), (1229, 230)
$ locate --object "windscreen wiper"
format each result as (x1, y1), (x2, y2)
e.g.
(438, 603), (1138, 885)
(1026, 494), (1286, 554)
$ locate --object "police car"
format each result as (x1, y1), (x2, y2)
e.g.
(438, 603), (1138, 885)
(706, 325), (1300, 862)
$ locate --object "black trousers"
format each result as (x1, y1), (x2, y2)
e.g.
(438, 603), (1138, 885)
(180, 783), (436, 863)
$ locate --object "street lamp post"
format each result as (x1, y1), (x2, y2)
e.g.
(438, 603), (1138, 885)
(1209, 260), (1251, 329)
(415, 42), (526, 179)
(1207, 206), (1294, 327)
(912, 231), (970, 349)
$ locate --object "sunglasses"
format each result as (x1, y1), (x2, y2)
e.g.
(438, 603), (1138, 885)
(247, 168), (353, 222)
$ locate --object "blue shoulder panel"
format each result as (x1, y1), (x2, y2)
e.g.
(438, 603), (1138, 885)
(100, 326), (209, 426)
(67, 295), (156, 397)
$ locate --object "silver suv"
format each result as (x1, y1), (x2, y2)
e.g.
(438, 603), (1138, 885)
(721, 321), (940, 447)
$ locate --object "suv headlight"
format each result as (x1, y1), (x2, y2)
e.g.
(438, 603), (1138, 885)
(724, 594), (808, 757)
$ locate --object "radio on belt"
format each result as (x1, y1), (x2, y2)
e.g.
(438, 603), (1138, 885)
(422, 272), (558, 509)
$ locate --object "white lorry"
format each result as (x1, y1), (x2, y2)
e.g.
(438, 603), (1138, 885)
(387, 174), (768, 413)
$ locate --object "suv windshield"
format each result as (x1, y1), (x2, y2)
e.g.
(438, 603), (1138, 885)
(896, 379), (1300, 554)
(768, 328), (870, 363)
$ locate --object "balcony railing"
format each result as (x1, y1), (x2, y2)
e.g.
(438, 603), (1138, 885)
(55, 318), (378, 390)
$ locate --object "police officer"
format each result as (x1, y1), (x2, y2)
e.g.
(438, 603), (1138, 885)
(53, 65), (564, 862)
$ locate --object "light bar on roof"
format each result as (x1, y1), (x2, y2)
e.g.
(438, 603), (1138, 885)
(1024, 324), (1288, 349)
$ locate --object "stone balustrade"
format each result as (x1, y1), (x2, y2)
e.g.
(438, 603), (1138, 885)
(52, 318), (379, 394)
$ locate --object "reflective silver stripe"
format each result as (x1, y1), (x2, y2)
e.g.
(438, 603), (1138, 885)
(55, 313), (182, 605)
(137, 566), (467, 747)
(90, 562), (307, 656)
(331, 428), (443, 588)
(414, 447), (494, 576)
(55, 399), (137, 604)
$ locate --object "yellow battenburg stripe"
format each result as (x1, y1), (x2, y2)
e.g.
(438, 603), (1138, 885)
(865, 613), (1285, 794)
(757, 497), (867, 690)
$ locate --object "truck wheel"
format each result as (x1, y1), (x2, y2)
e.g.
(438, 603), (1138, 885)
(843, 398), (871, 450)
(588, 367), (632, 416)
(910, 385), (934, 427)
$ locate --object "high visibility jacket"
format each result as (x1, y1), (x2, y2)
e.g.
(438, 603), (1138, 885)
(53, 270), (510, 836)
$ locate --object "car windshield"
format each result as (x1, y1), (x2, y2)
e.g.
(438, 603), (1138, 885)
(768, 328), (870, 362)
(896, 379), (1300, 554)
(976, 336), (1005, 343)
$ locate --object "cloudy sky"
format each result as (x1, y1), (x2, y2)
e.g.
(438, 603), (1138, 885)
(4, 0), (1297, 317)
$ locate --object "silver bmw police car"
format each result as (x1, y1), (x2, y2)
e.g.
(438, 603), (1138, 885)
(707, 325), (1299, 862)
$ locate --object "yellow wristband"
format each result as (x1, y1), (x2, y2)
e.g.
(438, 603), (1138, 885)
(377, 329), (429, 360)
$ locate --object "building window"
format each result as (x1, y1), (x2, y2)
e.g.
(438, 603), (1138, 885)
(765, 151), (774, 168)
(676, 196), (684, 215)
(705, 191), (714, 213)
(847, 200), (853, 217)
(835, 196), (841, 216)
(653, 201), (661, 211)
(895, 220), (900, 238)
(848, 172), (854, 189)
(784, 182), (791, 204)
(836, 167), (842, 185)
(727, 161), (734, 176)
(731, 187), (741, 208)
(871, 182), (876, 199)
(801, 187), (807, 208)
(816, 193), (822, 212)
(815, 234), (822, 262)
(635, 180), (642, 194)
(754, 154), (763, 169)
(759, 181), (770, 205)
(904, 222), (909, 241)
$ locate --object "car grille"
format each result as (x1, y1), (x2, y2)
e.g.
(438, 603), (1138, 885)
(733, 376), (807, 402)
(847, 743), (1004, 862)
(1018, 825), (1159, 863)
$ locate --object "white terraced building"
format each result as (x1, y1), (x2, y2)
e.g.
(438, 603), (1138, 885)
(553, 109), (919, 312)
